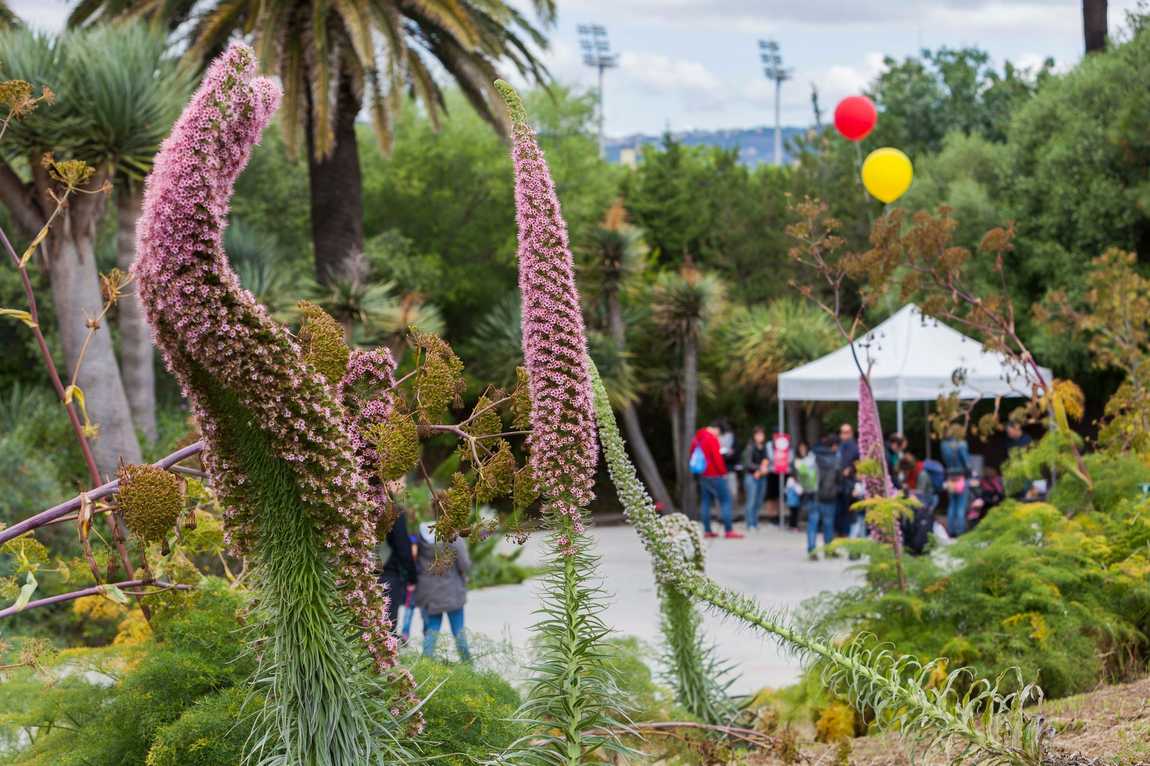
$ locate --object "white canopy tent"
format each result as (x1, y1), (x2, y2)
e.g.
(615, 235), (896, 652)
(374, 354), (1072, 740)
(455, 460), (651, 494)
(776, 303), (1051, 436)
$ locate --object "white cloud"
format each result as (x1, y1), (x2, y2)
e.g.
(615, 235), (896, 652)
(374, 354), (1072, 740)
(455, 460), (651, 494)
(618, 51), (727, 111)
(8, 0), (69, 31)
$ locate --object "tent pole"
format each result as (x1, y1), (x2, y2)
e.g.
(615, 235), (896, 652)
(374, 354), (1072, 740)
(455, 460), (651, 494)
(924, 401), (931, 459)
(896, 399), (904, 435)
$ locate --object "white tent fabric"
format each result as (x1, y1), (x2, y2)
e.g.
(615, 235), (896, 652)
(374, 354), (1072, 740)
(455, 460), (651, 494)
(777, 303), (1051, 403)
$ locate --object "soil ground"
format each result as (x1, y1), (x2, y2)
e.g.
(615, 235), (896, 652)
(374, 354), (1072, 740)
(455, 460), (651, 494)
(748, 675), (1150, 766)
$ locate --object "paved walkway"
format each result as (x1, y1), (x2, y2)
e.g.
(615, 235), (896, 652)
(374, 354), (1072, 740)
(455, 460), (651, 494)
(466, 523), (861, 693)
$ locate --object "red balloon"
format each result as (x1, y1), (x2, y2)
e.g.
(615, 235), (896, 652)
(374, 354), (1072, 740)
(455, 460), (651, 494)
(834, 95), (877, 141)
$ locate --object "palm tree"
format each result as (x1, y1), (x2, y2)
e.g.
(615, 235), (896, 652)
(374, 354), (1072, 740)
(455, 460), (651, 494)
(0, 24), (183, 474)
(465, 294), (640, 411)
(70, 0), (553, 287)
(579, 213), (676, 511)
(650, 265), (725, 516)
(723, 298), (839, 395)
(107, 26), (192, 444)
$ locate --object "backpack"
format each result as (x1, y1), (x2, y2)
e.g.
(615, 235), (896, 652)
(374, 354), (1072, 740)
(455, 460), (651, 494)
(921, 459), (946, 495)
(815, 449), (840, 501)
(689, 445), (707, 475)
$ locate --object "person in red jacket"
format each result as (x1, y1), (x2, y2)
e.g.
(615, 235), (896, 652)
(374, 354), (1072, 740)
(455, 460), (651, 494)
(690, 421), (743, 539)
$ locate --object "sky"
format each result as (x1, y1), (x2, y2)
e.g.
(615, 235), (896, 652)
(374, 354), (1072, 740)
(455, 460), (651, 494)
(10, 0), (1146, 136)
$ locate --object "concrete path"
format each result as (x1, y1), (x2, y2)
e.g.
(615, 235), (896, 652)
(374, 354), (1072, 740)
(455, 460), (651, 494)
(465, 523), (862, 694)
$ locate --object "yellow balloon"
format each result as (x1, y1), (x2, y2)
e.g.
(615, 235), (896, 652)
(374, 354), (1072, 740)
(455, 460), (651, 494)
(861, 147), (913, 203)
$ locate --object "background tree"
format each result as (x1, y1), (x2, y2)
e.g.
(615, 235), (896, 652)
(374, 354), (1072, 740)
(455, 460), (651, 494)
(70, 0), (555, 287)
(0, 26), (152, 474)
(579, 207), (674, 510)
(1084, 0), (1108, 53)
(105, 26), (191, 444)
(650, 266), (725, 516)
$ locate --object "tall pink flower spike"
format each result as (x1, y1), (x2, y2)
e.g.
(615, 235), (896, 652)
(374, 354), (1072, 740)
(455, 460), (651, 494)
(857, 375), (896, 500)
(133, 43), (415, 708)
(496, 80), (599, 538)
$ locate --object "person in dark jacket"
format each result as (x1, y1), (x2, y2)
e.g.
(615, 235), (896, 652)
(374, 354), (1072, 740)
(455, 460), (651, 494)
(415, 522), (472, 661)
(377, 510), (418, 632)
(741, 426), (770, 531)
(835, 423), (861, 538)
(808, 434), (840, 559)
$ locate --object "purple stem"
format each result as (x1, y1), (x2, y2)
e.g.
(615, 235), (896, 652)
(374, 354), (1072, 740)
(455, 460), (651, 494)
(0, 578), (190, 619)
(0, 441), (204, 546)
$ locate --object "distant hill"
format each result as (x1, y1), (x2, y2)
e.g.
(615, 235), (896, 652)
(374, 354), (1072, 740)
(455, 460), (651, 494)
(604, 125), (809, 167)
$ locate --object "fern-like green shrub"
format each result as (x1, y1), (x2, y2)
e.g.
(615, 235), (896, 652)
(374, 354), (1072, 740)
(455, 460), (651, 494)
(805, 483), (1150, 699)
(411, 658), (525, 765)
(145, 687), (251, 766)
(0, 579), (253, 766)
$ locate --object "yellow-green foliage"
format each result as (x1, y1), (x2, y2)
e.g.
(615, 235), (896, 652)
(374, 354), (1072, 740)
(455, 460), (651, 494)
(296, 300), (349, 385)
(410, 657), (525, 766)
(0, 579), (252, 766)
(806, 458), (1150, 699)
(118, 464), (183, 543)
(512, 463), (540, 513)
(368, 411), (421, 480)
(511, 367), (532, 429)
(815, 702), (856, 744)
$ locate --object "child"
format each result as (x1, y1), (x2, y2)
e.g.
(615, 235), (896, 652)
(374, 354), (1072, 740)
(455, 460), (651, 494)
(414, 522), (472, 662)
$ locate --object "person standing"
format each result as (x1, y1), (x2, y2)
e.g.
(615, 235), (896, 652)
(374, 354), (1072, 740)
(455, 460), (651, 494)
(718, 419), (739, 508)
(809, 434), (839, 559)
(377, 509), (418, 633)
(690, 421), (743, 539)
(940, 425), (972, 537)
(415, 521), (472, 662)
(835, 423), (861, 539)
(741, 426), (770, 531)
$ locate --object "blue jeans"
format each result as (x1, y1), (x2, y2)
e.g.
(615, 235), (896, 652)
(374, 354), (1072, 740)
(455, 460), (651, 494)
(743, 474), (766, 528)
(947, 486), (969, 537)
(699, 475), (733, 533)
(808, 500), (836, 553)
(422, 608), (470, 662)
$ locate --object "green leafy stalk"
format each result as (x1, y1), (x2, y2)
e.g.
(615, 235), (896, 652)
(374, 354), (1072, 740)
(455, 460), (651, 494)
(589, 362), (1049, 766)
(199, 379), (413, 766)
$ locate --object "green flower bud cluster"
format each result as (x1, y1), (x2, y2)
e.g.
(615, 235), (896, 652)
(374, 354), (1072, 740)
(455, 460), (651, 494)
(118, 464), (183, 543)
(435, 473), (473, 540)
(367, 412), (421, 481)
(297, 301), (350, 385)
(412, 331), (464, 420)
(475, 441), (516, 504)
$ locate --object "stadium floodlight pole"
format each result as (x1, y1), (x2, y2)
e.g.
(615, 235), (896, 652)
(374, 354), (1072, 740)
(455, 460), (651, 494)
(579, 24), (618, 158)
(759, 39), (792, 166)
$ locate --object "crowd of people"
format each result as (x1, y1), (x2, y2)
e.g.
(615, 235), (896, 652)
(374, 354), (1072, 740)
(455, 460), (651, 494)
(690, 417), (1035, 559)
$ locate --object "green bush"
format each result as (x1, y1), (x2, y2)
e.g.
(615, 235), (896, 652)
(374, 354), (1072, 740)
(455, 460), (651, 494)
(0, 578), (251, 766)
(804, 464), (1150, 700)
(145, 687), (251, 766)
(411, 657), (524, 764)
(468, 533), (542, 589)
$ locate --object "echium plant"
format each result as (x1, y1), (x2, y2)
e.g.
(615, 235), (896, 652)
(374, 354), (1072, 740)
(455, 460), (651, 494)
(591, 367), (1055, 766)
(590, 365), (737, 725)
(493, 80), (631, 766)
(133, 43), (416, 765)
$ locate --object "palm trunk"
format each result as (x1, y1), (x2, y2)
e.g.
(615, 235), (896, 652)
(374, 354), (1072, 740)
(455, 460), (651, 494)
(1083, 0), (1107, 53)
(606, 287), (675, 511)
(307, 67), (365, 287)
(680, 333), (699, 518)
(116, 187), (157, 443)
(48, 185), (142, 477)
